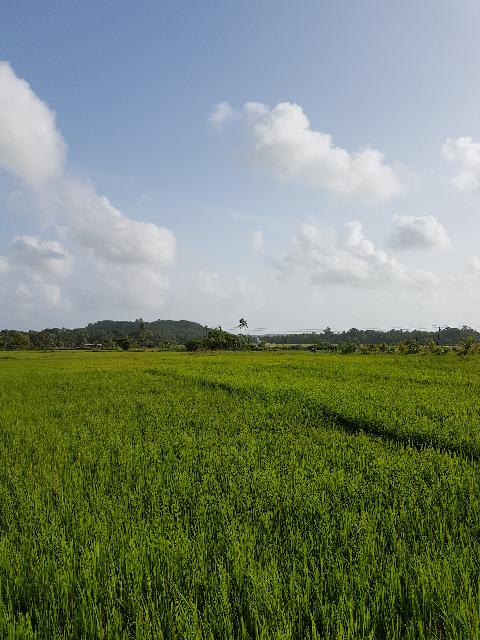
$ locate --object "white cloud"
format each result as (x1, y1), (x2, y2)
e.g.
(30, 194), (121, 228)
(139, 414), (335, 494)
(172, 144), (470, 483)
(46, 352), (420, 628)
(389, 214), (450, 250)
(198, 270), (264, 305)
(0, 61), (65, 187)
(280, 220), (436, 288)
(251, 230), (264, 251)
(13, 235), (72, 276)
(235, 101), (402, 203)
(0, 235), (70, 312)
(1, 228), (171, 316)
(0, 62), (176, 320)
(56, 179), (175, 266)
(442, 137), (480, 192)
(209, 101), (237, 128)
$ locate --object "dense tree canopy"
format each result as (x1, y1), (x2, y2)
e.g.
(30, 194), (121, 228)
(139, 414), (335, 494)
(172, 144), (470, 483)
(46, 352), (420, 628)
(264, 327), (480, 347)
(0, 319), (206, 350)
(1, 321), (479, 351)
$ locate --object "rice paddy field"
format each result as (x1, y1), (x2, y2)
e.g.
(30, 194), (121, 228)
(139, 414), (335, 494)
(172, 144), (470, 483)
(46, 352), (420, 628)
(1, 350), (480, 639)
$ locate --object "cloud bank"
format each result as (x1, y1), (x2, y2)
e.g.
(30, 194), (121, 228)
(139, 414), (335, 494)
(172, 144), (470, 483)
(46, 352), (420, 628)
(0, 61), (175, 319)
(278, 220), (437, 288)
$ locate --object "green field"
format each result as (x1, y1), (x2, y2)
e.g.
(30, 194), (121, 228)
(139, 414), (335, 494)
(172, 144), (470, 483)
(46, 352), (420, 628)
(1, 351), (480, 639)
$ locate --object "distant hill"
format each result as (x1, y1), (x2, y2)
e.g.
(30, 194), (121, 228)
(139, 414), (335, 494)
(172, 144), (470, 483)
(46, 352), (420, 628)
(86, 319), (206, 342)
(0, 318), (207, 350)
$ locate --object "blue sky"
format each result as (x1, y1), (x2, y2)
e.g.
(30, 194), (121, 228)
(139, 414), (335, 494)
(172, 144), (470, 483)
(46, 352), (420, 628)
(1, 0), (480, 330)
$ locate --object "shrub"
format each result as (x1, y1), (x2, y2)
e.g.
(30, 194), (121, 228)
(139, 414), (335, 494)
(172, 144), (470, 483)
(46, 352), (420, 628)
(338, 342), (358, 354)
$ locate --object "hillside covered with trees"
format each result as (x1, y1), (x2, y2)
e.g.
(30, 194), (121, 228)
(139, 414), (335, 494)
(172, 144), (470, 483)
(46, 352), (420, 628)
(0, 319), (206, 350)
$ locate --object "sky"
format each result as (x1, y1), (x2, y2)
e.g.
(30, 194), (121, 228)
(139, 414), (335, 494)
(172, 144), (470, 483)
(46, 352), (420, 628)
(1, 0), (480, 332)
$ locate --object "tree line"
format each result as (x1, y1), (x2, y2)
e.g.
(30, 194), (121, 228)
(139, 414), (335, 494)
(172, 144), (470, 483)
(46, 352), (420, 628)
(1, 321), (480, 351)
(264, 326), (480, 347)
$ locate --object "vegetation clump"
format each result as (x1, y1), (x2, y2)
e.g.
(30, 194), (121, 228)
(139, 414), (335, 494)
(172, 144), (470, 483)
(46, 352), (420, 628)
(185, 327), (249, 351)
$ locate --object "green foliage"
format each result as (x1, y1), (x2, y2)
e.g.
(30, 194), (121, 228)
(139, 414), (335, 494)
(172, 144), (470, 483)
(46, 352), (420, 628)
(424, 340), (440, 354)
(337, 341), (358, 354)
(313, 340), (330, 352)
(458, 335), (478, 356)
(265, 326), (480, 346)
(1, 351), (480, 638)
(185, 328), (249, 351)
(205, 327), (248, 350)
(86, 318), (206, 343)
(184, 338), (201, 351)
(116, 336), (133, 351)
(2, 322), (480, 352)
(0, 319), (206, 350)
(0, 330), (31, 350)
(407, 339), (420, 354)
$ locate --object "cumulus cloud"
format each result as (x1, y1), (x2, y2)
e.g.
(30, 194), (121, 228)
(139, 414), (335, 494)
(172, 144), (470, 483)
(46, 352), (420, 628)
(279, 220), (436, 288)
(442, 137), (480, 192)
(214, 100), (402, 203)
(198, 270), (264, 305)
(389, 214), (450, 250)
(0, 62), (175, 318)
(1, 228), (171, 316)
(209, 101), (237, 128)
(13, 235), (71, 276)
(0, 235), (71, 311)
(0, 62), (65, 187)
(56, 179), (175, 266)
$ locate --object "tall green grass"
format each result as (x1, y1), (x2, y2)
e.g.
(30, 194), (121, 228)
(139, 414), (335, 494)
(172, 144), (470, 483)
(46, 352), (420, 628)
(0, 351), (480, 638)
